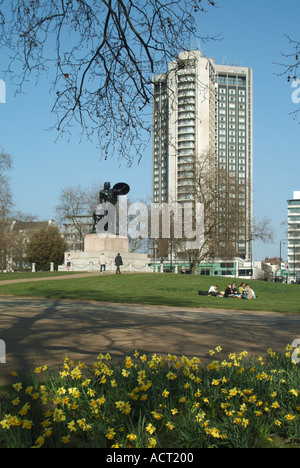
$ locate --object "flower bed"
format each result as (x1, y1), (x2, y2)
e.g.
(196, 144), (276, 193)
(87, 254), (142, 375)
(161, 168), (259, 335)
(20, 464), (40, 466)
(1, 346), (300, 448)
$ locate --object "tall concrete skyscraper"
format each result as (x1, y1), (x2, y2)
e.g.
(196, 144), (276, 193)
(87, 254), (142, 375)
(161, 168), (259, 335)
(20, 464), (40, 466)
(152, 50), (253, 260)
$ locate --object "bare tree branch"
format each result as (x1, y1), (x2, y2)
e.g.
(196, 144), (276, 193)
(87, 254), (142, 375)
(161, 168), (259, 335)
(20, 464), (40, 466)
(0, 0), (218, 165)
(276, 35), (300, 81)
(275, 35), (300, 119)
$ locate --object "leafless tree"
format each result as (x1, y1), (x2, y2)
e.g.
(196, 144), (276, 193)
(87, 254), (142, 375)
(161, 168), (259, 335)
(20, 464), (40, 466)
(276, 35), (300, 118)
(248, 216), (274, 245)
(0, 149), (13, 216)
(0, 149), (14, 270)
(181, 150), (220, 273)
(0, 0), (217, 165)
(277, 35), (300, 82)
(55, 184), (99, 250)
(179, 151), (273, 273)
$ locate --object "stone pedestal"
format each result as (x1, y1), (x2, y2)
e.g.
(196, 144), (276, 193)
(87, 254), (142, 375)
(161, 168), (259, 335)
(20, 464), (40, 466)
(84, 234), (129, 253)
(59, 233), (150, 273)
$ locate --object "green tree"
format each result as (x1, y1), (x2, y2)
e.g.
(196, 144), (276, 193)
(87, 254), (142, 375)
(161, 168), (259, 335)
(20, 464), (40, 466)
(26, 223), (67, 271)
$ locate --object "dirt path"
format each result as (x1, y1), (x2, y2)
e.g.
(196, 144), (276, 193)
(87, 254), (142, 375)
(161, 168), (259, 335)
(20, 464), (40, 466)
(0, 272), (111, 286)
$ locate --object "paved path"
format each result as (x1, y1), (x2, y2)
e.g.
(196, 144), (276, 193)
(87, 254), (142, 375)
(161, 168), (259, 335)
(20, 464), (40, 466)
(1, 295), (299, 386)
(0, 272), (109, 286)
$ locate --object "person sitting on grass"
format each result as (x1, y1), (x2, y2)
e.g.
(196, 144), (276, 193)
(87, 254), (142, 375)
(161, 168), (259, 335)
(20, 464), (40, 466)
(224, 284), (233, 298)
(224, 282), (240, 298)
(208, 285), (224, 297)
(241, 284), (257, 300)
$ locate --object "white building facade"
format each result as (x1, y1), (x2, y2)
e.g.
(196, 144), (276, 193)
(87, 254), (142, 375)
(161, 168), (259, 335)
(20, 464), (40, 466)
(287, 191), (300, 282)
(152, 50), (253, 260)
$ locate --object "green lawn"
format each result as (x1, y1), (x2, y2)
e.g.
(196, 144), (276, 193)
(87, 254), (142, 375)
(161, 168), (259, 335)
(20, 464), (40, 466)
(0, 273), (299, 313)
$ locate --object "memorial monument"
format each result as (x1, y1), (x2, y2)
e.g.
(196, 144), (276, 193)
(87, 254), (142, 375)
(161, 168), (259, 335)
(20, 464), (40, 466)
(85, 181), (130, 253)
(59, 181), (149, 272)
(91, 181), (130, 234)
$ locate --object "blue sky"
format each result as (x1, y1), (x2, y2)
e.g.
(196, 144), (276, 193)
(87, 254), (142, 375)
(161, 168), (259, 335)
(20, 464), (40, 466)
(0, 0), (300, 261)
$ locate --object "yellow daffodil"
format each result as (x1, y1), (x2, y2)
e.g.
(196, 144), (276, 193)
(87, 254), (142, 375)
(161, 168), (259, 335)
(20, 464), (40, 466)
(147, 437), (157, 448)
(146, 423), (156, 434)
(166, 422), (175, 430)
(271, 401), (280, 409)
(19, 403), (30, 416)
(67, 420), (77, 432)
(285, 414), (296, 421)
(229, 387), (238, 397)
(77, 418), (91, 431)
(115, 401), (131, 414)
(22, 420), (33, 430)
(41, 419), (51, 428)
(87, 388), (95, 397)
(12, 383), (22, 392)
(34, 436), (45, 448)
(151, 411), (163, 420)
(0, 419), (10, 429)
(105, 427), (116, 439)
(53, 408), (66, 422)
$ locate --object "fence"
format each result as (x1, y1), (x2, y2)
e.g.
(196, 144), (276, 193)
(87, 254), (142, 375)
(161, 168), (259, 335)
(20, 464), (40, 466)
(30, 261), (153, 273)
(30, 262), (184, 273)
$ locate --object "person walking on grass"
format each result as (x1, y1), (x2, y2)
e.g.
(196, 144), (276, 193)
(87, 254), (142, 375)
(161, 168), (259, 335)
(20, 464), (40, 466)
(115, 253), (123, 274)
(99, 253), (107, 274)
(66, 254), (71, 271)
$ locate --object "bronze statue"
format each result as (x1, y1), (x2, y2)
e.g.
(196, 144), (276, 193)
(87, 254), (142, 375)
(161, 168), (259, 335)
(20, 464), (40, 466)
(99, 181), (118, 205)
(92, 181), (130, 233)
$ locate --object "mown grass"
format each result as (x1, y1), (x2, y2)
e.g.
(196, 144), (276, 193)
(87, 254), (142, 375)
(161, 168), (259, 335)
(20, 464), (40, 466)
(0, 273), (299, 314)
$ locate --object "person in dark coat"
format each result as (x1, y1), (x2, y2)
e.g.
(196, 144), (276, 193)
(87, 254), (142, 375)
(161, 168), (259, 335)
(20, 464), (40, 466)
(115, 253), (123, 274)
